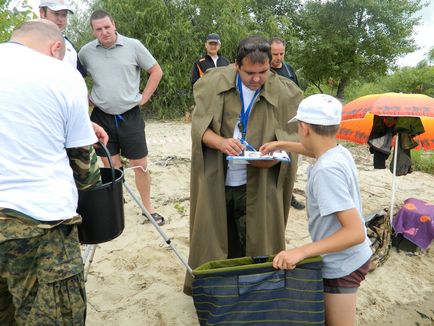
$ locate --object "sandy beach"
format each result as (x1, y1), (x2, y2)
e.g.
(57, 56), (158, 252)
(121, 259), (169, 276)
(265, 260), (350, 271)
(84, 120), (434, 326)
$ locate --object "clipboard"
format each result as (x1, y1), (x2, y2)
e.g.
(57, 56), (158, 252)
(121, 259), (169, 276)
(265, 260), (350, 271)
(226, 151), (291, 164)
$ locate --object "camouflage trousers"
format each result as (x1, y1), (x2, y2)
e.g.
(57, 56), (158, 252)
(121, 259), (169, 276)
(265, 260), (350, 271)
(225, 185), (247, 258)
(0, 216), (86, 326)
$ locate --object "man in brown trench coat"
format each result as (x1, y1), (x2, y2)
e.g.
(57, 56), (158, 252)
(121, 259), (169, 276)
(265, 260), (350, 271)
(184, 36), (303, 295)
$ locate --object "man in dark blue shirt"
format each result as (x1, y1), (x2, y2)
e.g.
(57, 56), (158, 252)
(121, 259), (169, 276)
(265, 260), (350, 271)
(270, 37), (299, 86)
(270, 37), (304, 210)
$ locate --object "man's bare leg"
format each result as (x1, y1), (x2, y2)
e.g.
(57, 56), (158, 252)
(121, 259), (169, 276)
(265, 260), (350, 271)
(100, 154), (122, 169)
(129, 156), (154, 214)
(101, 155), (164, 224)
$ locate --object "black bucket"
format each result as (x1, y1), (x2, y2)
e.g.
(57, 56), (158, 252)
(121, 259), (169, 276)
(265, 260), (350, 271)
(77, 143), (125, 244)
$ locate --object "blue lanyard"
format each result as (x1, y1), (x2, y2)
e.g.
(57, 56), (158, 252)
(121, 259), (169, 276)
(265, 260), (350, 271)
(236, 74), (260, 139)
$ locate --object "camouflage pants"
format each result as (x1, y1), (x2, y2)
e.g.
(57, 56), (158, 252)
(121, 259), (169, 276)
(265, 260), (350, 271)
(225, 185), (247, 258)
(0, 218), (86, 326)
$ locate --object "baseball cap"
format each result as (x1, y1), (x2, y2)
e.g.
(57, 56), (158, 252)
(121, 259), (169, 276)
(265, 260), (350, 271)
(288, 94), (342, 125)
(40, 0), (74, 13)
(206, 33), (221, 44)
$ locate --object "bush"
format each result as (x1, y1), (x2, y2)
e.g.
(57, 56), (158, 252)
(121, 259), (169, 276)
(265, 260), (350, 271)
(412, 150), (434, 174)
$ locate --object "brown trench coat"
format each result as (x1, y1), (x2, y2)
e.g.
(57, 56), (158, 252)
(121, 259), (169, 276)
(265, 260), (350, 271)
(184, 65), (303, 294)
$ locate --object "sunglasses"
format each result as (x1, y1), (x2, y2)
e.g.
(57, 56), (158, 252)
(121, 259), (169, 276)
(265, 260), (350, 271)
(241, 42), (270, 52)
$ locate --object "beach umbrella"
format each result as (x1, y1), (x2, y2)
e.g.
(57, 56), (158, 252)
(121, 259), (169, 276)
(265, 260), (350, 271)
(336, 92), (434, 220)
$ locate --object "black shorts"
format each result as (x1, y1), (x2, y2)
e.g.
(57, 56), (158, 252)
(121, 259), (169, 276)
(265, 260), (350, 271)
(91, 106), (148, 159)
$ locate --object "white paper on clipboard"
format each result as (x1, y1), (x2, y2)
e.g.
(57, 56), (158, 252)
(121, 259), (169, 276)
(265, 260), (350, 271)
(226, 150), (291, 164)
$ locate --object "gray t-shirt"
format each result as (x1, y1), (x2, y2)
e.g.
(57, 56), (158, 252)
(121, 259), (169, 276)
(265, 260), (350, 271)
(78, 33), (157, 114)
(306, 145), (372, 279)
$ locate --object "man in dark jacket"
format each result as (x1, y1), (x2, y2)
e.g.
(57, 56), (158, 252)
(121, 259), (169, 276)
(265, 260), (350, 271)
(269, 37), (299, 86)
(270, 37), (304, 210)
(191, 33), (230, 85)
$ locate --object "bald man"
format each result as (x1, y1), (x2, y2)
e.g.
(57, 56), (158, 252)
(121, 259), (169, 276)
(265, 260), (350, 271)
(0, 20), (100, 325)
(38, 5), (109, 144)
(11, 18), (65, 57)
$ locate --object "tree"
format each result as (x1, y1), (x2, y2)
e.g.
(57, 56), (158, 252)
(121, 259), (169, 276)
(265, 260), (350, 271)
(248, 0), (301, 36)
(0, 0), (34, 42)
(428, 47), (434, 65)
(386, 66), (434, 96)
(344, 64), (434, 101)
(292, 0), (425, 99)
(70, 0), (429, 116)
(188, 0), (254, 65)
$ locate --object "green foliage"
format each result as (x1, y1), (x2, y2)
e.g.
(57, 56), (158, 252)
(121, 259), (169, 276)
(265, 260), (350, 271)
(345, 65), (434, 100)
(248, 0), (300, 37)
(188, 0), (253, 74)
(292, 0), (424, 99)
(0, 0), (34, 42)
(412, 151), (434, 174)
(384, 66), (434, 96)
(344, 79), (388, 102)
(69, 0), (304, 118)
(67, 0), (94, 48)
(428, 47), (434, 64)
(174, 202), (186, 214)
(65, 0), (428, 118)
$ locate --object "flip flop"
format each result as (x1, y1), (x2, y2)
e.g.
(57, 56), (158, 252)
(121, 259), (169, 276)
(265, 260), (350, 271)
(143, 212), (165, 226)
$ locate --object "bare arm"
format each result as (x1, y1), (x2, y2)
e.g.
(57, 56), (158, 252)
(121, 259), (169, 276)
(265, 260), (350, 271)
(91, 122), (108, 145)
(273, 208), (366, 269)
(202, 128), (244, 156)
(260, 140), (315, 158)
(139, 63), (163, 106)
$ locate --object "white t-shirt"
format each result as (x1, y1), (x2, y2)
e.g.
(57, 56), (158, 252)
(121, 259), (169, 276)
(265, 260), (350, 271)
(0, 42), (97, 221)
(225, 83), (257, 186)
(64, 37), (78, 69)
(306, 145), (372, 278)
(210, 54), (218, 66)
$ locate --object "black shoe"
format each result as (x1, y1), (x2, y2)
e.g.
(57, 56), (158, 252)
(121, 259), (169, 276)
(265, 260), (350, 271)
(291, 196), (305, 210)
(142, 212), (165, 226)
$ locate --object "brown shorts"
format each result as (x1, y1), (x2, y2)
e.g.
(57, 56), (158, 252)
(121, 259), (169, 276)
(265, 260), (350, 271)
(323, 258), (371, 294)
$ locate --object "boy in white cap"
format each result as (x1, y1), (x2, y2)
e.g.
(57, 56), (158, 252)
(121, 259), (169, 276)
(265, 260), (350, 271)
(260, 94), (372, 326)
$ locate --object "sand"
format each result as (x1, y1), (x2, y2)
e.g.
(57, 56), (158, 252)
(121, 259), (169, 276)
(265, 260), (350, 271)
(84, 120), (434, 326)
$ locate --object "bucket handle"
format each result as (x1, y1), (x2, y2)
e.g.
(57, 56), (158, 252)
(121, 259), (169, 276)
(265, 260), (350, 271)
(97, 141), (116, 186)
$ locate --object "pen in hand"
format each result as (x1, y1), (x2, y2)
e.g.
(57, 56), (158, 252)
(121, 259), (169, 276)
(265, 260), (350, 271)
(238, 137), (258, 152)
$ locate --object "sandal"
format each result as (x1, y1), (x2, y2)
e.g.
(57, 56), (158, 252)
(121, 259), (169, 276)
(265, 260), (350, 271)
(143, 212), (165, 226)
